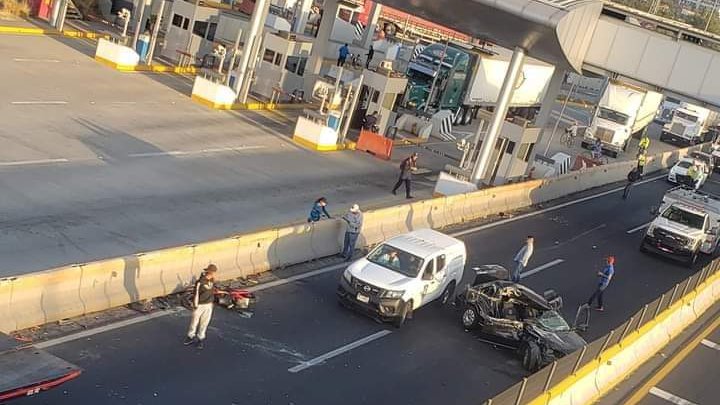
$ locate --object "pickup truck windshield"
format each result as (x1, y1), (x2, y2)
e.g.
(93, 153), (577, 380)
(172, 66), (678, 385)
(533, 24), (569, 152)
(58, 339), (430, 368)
(675, 111), (699, 123)
(661, 206), (705, 230)
(598, 107), (630, 125)
(367, 244), (424, 278)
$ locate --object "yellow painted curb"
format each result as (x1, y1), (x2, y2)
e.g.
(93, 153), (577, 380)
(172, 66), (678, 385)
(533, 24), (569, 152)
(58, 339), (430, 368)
(292, 135), (340, 152)
(190, 94), (234, 110)
(94, 55), (136, 71)
(0, 25), (108, 39)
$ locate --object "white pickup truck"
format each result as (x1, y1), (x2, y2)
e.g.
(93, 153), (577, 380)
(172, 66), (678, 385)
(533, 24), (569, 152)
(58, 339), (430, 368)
(641, 187), (720, 265)
(337, 229), (466, 327)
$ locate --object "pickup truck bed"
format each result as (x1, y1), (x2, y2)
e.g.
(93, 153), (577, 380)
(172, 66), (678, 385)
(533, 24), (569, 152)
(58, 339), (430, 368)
(0, 333), (81, 401)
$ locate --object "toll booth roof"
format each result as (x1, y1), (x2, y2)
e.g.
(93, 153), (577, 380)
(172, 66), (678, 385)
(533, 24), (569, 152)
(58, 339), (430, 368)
(0, 333), (81, 398)
(375, 0), (603, 71)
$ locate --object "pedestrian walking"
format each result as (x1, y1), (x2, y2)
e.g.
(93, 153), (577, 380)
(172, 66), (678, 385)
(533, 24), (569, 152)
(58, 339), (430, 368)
(337, 43), (350, 67)
(591, 138), (603, 161)
(308, 197), (332, 223)
(622, 167), (641, 200)
(184, 264), (222, 349)
(637, 152), (647, 175)
(587, 256), (615, 311)
(392, 152), (418, 199)
(365, 45), (374, 69)
(511, 236), (534, 283)
(341, 204), (363, 261)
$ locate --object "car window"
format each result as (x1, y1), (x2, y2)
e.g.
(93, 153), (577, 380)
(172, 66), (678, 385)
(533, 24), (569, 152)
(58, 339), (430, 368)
(367, 244), (424, 278)
(423, 259), (435, 280)
(436, 254), (446, 271)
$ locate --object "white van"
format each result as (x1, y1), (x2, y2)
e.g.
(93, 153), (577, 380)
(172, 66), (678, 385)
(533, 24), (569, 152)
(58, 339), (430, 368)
(337, 229), (466, 327)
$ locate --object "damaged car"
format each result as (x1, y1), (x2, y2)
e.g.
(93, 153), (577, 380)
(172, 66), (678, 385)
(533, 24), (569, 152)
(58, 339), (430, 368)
(456, 265), (589, 371)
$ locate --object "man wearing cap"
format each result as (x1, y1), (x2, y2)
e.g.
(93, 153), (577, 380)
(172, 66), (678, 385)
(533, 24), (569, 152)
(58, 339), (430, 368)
(587, 256), (615, 312)
(392, 152), (418, 199)
(341, 204), (363, 261)
(184, 264), (219, 349)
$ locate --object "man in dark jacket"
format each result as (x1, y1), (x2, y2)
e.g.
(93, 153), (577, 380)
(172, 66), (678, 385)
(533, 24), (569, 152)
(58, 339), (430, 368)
(184, 264), (219, 349)
(366, 45), (374, 69)
(392, 153), (418, 199)
(308, 197), (331, 222)
(622, 167), (641, 200)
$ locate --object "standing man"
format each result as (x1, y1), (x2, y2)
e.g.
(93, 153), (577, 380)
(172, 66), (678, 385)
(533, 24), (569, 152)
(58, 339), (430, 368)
(184, 264), (221, 349)
(638, 132), (650, 155)
(637, 152), (647, 175)
(365, 45), (374, 69)
(337, 43), (350, 67)
(362, 111), (378, 131)
(587, 256), (615, 311)
(511, 236), (534, 283)
(341, 204), (363, 261)
(392, 152), (418, 199)
(622, 166), (641, 200)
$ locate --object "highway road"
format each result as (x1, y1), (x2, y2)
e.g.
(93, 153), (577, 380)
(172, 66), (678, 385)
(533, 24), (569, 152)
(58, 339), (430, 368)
(13, 174), (715, 405)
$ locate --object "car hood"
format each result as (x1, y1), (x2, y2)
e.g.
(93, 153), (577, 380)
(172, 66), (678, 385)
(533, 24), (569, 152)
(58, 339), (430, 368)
(530, 325), (586, 354)
(654, 218), (704, 239)
(347, 259), (414, 290)
(670, 165), (689, 176)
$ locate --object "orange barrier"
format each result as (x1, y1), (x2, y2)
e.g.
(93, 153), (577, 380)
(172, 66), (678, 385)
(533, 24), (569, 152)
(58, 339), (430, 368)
(356, 130), (393, 160)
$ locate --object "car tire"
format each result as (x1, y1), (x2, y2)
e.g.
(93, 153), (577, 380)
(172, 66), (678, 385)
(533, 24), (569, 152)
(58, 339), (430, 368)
(438, 281), (456, 307)
(393, 300), (411, 329)
(461, 306), (479, 330)
(520, 340), (541, 372)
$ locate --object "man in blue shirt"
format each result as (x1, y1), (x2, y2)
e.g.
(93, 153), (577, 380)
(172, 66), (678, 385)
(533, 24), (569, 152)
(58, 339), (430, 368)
(587, 256), (615, 311)
(338, 43), (350, 67)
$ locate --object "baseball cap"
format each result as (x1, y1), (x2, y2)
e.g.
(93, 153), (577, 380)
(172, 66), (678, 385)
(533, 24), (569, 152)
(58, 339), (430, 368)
(350, 204), (360, 212)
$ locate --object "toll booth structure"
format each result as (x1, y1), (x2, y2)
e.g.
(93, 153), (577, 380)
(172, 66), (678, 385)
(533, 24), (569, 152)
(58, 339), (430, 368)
(254, 31), (313, 102)
(354, 65), (408, 134)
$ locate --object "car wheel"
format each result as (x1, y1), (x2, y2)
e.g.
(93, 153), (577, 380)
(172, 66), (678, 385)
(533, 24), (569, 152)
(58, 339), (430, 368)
(461, 306), (479, 330)
(520, 340), (541, 372)
(438, 281), (456, 307)
(393, 300), (411, 329)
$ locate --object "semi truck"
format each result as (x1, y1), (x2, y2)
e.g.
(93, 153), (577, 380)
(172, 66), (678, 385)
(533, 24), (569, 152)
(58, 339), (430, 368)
(641, 187), (720, 266)
(659, 102), (719, 145)
(581, 82), (663, 158)
(403, 42), (555, 125)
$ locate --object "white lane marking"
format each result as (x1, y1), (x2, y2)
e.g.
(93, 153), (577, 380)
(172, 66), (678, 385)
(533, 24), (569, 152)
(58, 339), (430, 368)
(649, 387), (698, 405)
(128, 146), (265, 158)
(0, 158), (70, 167)
(627, 221), (652, 234)
(701, 339), (720, 351)
(13, 58), (61, 63)
(11, 101), (68, 105)
(247, 263), (348, 293)
(288, 330), (392, 373)
(520, 259), (565, 279)
(35, 308), (181, 349)
(452, 174), (665, 237)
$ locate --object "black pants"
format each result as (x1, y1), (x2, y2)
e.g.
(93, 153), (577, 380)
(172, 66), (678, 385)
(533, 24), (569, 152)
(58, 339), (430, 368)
(637, 164), (645, 175)
(622, 182), (633, 199)
(587, 287), (605, 308)
(392, 177), (412, 197)
(337, 57), (346, 67)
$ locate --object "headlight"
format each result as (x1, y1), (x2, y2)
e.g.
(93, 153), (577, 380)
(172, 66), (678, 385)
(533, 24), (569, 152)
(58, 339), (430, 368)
(342, 269), (352, 284)
(380, 289), (404, 299)
(685, 238), (696, 248)
(646, 225), (656, 236)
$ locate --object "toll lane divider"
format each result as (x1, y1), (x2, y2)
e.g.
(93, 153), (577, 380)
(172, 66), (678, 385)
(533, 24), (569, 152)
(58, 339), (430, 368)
(0, 144), (704, 333)
(498, 263), (720, 405)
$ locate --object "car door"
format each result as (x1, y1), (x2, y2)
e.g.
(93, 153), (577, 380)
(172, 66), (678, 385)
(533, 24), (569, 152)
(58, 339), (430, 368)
(420, 257), (444, 305)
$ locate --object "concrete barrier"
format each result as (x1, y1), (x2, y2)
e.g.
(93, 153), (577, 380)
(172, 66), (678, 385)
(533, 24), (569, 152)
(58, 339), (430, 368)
(191, 76), (237, 110)
(94, 38), (140, 70)
(0, 143), (706, 333)
(292, 116), (340, 152)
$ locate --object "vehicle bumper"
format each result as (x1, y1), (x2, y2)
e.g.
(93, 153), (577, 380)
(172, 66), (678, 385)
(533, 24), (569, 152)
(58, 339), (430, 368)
(661, 131), (695, 144)
(641, 235), (695, 260)
(336, 277), (404, 322)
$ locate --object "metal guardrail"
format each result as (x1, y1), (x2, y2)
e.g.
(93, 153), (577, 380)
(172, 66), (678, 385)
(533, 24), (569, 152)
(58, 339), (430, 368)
(483, 258), (720, 405)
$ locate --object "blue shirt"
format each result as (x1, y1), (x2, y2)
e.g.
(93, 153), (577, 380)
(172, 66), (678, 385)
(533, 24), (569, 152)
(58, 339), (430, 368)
(339, 45), (350, 58)
(598, 264), (614, 289)
(308, 203), (330, 222)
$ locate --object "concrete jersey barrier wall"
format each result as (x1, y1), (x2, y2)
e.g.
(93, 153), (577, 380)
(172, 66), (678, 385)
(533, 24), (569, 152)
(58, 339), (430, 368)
(0, 144), (702, 333)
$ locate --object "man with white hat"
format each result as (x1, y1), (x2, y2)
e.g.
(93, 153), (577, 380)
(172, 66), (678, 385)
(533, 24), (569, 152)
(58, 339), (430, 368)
(341, 204), (363, 261)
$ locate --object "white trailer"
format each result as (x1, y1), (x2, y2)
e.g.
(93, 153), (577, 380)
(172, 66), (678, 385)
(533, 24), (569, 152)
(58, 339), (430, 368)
(660, 102), (720, 145)
(464, 56), (555, 108)
(582, 82), (663, 157)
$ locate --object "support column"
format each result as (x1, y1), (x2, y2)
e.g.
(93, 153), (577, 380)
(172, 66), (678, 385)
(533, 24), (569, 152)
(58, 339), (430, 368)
(359, 1), (381, 49)
(533, 68), (565, 158)
(132, 0), (151, 49)
(470, 47), (525, 184)
(232, 0), (270, 96)
(304, 0), (340, 98)
(293, 0), (313, 34)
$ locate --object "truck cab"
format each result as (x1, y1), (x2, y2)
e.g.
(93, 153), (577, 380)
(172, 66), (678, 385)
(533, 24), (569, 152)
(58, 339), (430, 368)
(661, 108), (705, 145)
(641, 187), (720, 265)
(337, 229), (466, 327)
(584, 106), (634, 156)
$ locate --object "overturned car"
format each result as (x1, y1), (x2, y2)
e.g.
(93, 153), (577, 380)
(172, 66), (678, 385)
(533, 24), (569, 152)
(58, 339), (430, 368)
(456, 265), (589, 371)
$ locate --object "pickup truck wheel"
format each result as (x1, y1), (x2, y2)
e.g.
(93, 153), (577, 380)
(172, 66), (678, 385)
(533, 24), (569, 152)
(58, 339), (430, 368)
(461, 306), (479, 330)
(688, 252), (699, 266)
(520, 341), (541, 372)
(438, 281), (456, 307)
(393, 300), (411, 329)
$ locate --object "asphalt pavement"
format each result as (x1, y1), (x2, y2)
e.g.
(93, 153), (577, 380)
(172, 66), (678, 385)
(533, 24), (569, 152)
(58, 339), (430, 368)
(11, 173), (716, 405)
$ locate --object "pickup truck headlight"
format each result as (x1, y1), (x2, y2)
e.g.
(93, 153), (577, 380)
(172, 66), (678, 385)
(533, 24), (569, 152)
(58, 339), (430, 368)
(380, 289), (404, 299)
(342, 269), (353, 284)
(646, 225), (656, 237)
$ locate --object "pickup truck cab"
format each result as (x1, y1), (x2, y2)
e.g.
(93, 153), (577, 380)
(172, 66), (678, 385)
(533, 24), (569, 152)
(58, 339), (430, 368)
(641, 187), (720, 265)
(337, 229), (466, 327)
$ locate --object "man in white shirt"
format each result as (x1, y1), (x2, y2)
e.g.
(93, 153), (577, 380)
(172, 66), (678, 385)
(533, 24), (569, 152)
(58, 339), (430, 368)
(511, 236), (534, 283)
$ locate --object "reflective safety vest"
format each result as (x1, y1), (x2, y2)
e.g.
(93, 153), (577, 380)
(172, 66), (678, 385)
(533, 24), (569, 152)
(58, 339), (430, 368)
(638, 154), (647, 165)
(639, 136), (650, 149)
